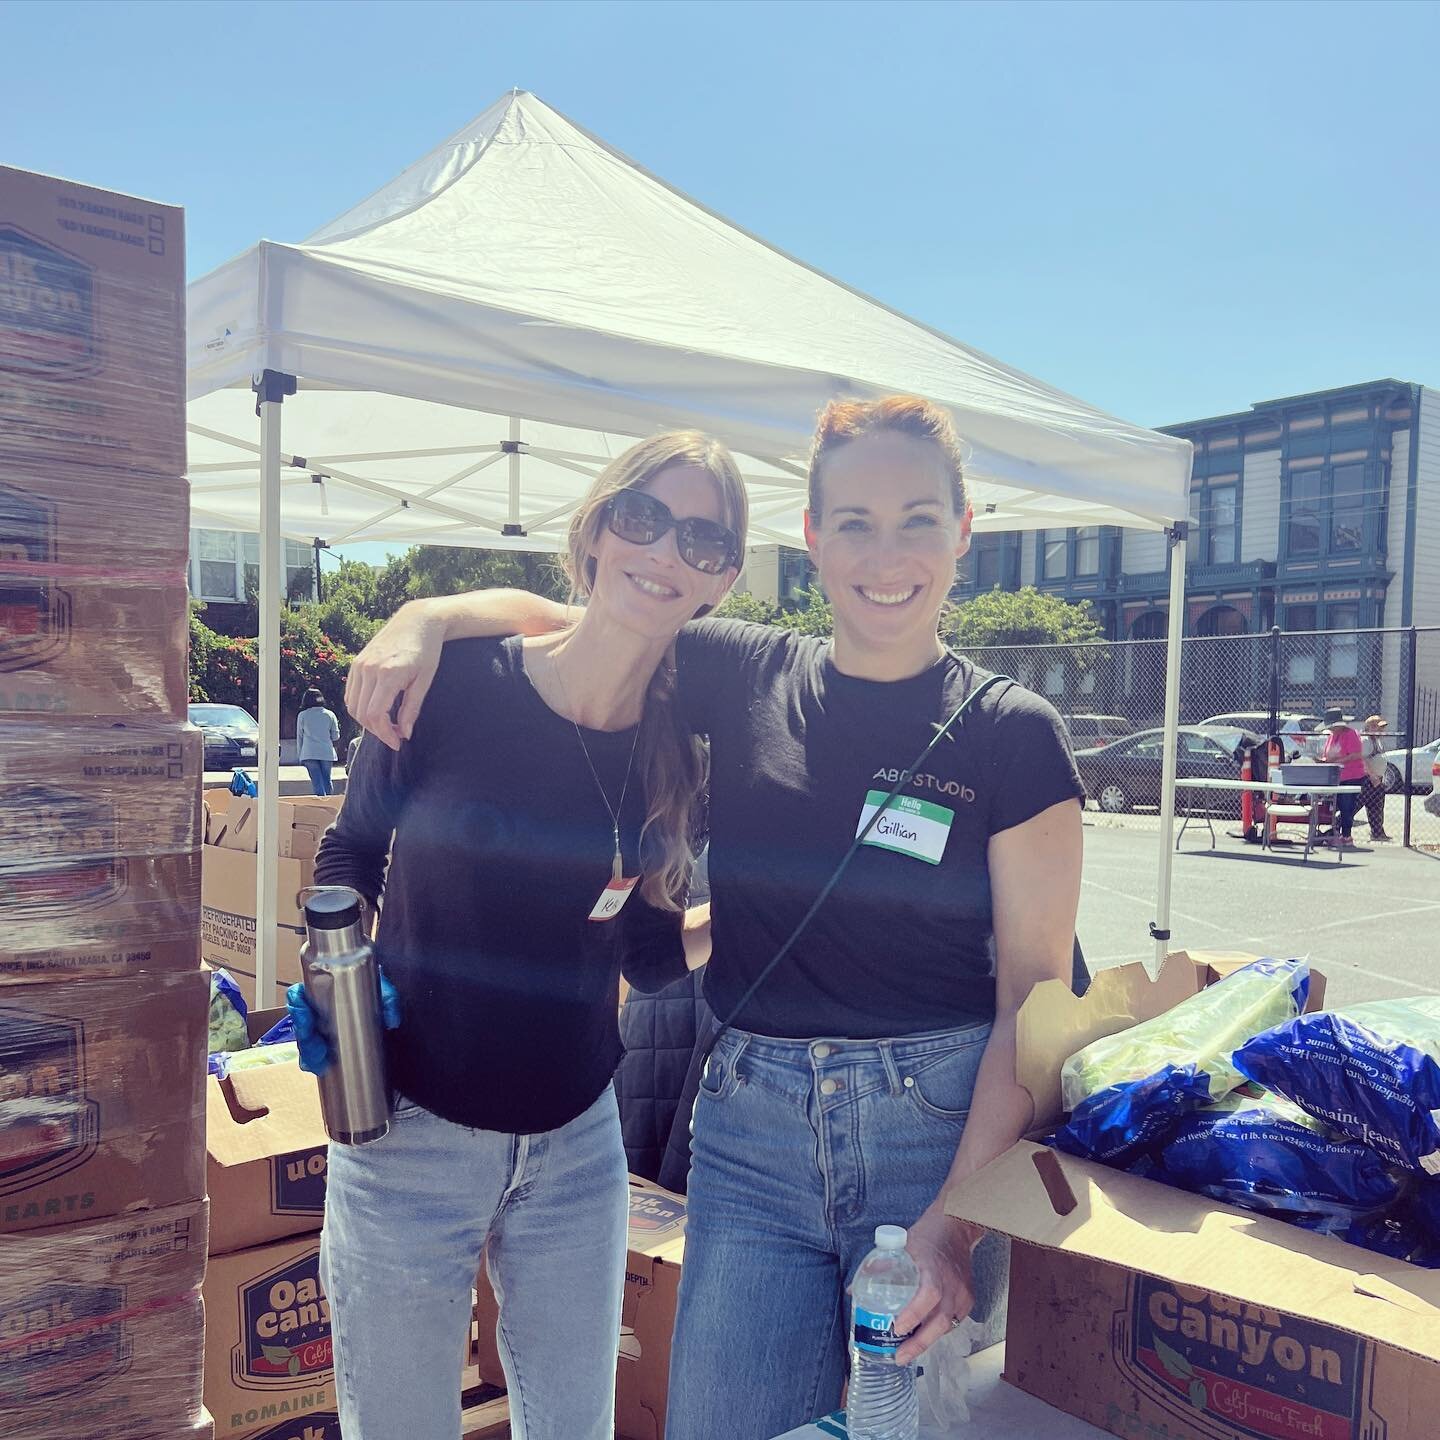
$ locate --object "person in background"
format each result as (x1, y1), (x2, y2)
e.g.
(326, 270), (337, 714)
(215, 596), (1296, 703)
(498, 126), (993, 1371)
(346, 730), (363, 776)
(1359, 715), (1392, 841)
(297, 687), (341, 795)
(1320, 707), (1365, 847)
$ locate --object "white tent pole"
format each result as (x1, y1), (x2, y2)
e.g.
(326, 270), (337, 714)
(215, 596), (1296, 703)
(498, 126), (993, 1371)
(252, 371), (296, 1006)
(507, 417), (522, 526)
(1151, 521), (1189, 970)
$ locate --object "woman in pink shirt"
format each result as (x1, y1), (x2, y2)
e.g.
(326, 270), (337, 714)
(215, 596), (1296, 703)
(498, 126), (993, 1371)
(1321, 708), (1365, 846)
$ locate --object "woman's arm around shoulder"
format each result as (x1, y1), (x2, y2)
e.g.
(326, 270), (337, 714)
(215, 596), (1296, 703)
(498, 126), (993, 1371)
(347, 589), (579, 748)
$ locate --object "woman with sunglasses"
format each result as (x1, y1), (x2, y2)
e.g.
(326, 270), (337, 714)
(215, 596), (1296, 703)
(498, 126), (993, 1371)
(345, 396), (1084, 1440)
(309, 432), (745, 1440)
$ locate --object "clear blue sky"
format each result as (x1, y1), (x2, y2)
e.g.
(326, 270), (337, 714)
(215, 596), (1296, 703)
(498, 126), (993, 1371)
(5, 0), (1437, 559)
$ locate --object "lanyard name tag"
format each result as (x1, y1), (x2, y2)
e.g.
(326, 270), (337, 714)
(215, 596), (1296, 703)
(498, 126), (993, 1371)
(589, 876), (639, 922)
(855, 789), (953, 865)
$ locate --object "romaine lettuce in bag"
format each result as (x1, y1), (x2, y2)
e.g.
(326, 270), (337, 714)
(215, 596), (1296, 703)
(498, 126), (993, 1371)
(1060, 959), (1310, 1112)
(1147, 1083), (1404, 1231)
(207, 968), (249, 1055)
(1233, 996), (1440, 1175)
(1051, 959), (1310, 1168)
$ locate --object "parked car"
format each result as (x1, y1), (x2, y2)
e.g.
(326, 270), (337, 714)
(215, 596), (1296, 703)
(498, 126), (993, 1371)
(1198, 711), (1324, 759)
(189, 702), (260, 771)
(1381, 736), (1438, 795)
(1063, 714), (1134, 749)
(1075, 725), (1259, 815)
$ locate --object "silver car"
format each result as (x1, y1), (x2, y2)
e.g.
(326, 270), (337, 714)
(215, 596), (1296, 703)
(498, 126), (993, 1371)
(1381, 736), (1438, 795)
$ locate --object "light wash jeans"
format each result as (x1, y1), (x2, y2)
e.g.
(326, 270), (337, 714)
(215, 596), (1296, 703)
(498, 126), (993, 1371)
(666, 1023), (1007, 1440)
(321, 1085), (629, 1440)
(303, 758), (334, 795)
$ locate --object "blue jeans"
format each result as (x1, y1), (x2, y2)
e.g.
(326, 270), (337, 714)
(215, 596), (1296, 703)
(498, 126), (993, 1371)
(304, 758), (334, 795)
(666, 1023), (1007, 1440)
(321, 1086), (629, 1440)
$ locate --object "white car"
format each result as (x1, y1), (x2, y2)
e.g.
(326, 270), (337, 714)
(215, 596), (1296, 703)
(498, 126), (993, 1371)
(1198, 712), (1325, 759)
(1381, 736), (1438, 795)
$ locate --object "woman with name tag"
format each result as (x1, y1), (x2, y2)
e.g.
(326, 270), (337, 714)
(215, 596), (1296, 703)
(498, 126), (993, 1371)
(343, 396), (1085, 1440)
(305, 432), (745, 1440)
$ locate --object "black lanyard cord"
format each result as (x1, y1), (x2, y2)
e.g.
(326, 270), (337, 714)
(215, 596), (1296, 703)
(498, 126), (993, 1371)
(712, 670), (1012, 1038)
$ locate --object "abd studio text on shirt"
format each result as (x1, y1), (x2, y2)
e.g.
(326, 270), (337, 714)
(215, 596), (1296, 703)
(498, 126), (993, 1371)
(871, 766), (977, 804)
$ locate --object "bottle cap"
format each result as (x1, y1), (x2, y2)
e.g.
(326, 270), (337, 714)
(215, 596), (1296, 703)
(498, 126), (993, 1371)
(305, 887), (363, 931)
(875, 1225), (907, 1250)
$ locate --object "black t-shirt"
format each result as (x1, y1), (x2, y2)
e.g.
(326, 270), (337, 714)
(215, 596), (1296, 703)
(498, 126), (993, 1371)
(677, 620), (1084, 1039)
(314, 636), (687, 1135)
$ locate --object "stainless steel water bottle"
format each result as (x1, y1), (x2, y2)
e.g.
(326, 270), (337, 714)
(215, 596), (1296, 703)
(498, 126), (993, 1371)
(301, 886), (391, 1145)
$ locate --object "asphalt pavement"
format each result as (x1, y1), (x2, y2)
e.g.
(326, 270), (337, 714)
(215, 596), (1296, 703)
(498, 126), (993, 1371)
(1078, 816), (1440, 1009)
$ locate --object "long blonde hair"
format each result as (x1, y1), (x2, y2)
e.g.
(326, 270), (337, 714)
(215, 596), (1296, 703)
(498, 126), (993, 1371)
(563, 432), (748, 910)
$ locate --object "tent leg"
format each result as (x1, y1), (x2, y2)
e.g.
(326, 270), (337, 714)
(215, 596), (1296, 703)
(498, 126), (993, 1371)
(1152, 523), (1189, 970)
(252, 370), (296, 1007)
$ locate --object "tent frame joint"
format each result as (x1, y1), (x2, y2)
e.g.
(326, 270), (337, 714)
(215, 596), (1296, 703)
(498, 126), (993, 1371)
(1166, 520), (1190, 545)
(252, 369), (296, 415)
(500, 439), (528, 455)
(502, 522), (527, 536)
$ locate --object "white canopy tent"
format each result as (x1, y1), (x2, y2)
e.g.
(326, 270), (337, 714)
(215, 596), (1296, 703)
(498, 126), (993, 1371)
(186, 90), (1194, 1000)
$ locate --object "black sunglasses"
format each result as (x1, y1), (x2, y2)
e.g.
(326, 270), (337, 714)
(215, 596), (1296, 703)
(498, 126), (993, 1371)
(605, 488), (740, 576)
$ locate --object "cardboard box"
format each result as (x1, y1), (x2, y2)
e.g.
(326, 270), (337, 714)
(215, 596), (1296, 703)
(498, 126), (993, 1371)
(1, 168), (189, 722)
(0, 723), (201, 981)
(203, 1232), (335, 1440)
(947, 951), (1440, 1440)
(0, 967), (206, 1234)
(0, 1198), (207, 1440)
(208, 793), (341, 863)
(207, 1056), (328, 1257)
(0, 165), (186, 478)
(225, 1414), (341, 1440)
(201, 843), (310, 1008)
(472, 1175), (688, 1440)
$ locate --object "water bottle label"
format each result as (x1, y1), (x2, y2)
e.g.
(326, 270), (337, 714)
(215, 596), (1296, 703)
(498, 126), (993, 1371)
(853, 1304), (904, 1355)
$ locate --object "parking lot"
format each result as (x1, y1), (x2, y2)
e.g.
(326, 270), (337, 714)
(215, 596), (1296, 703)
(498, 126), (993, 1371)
(1078, 816), (1440, 1009)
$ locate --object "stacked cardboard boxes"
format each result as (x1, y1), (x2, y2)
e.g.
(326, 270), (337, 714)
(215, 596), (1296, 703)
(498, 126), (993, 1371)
(200, 793), (343, 1008)
(204, 1011), (337, 1440)
(0, 164), (209, 1440)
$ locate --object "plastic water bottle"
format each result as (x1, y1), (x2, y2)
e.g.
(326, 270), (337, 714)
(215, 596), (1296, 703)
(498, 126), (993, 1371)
(848, 1225), (919, 1440)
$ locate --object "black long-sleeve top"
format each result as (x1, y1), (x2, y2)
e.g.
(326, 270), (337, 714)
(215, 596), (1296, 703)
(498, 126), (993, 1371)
(314, 636), (688, 1135)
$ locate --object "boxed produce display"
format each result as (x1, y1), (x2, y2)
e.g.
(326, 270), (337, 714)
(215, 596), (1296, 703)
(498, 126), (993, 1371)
(202, 1232), (334, 1440)
(0, 723), (202, 981)
(0, 1197), (207, 1440)
(225, 1414), (340, 1440)
(947, 951), (1440, 1440)
(471, 1175), (688, 1440)
(0, 968), (206, 1234)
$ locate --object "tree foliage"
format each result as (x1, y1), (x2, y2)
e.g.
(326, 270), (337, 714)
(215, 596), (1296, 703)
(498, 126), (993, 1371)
(942, 586), (1104, 649)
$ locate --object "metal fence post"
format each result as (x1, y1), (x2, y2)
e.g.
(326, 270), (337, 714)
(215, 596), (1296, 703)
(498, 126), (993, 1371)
(1404, 625), (1418, 849)
(1267, 625), (1281, 735)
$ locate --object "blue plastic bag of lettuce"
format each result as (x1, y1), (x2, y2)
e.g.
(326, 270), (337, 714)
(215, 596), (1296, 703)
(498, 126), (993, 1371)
(1233, 997), (1440, 1175)
(1051, 958), (1311, 1167)
(1344, 1180), (1440, 1267)
(1141, 1082), (1404, 1232)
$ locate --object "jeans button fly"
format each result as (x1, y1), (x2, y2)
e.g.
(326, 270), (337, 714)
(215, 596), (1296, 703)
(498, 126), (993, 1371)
(819, 1078), (839, 1096)
(813, 1043), (832, 1060)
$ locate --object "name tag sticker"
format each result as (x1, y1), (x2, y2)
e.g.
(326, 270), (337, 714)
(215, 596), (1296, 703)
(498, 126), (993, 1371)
(589, 876), (639, 922)
(856, 789), (953, 865)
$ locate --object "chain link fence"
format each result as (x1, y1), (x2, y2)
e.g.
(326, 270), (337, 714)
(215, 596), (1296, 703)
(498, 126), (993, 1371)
(954, 626), (1440, 849)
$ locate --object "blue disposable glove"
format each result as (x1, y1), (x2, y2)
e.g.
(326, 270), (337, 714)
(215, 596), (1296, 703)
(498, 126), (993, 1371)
(286, 973), (402, 1077)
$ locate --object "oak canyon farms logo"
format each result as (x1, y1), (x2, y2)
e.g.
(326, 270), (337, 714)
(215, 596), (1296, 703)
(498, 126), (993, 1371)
(0, 482), (73, 676)
(235, 1251), (332, 1389)
(1116, 1276), (1384, 1440)
(0, 1008), (98, 1197)
(0, 785), (123, 918)
(271, 1148), (328, 1217)
(0, 1283), (131, 1403)
(0, 227), (98, 376)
